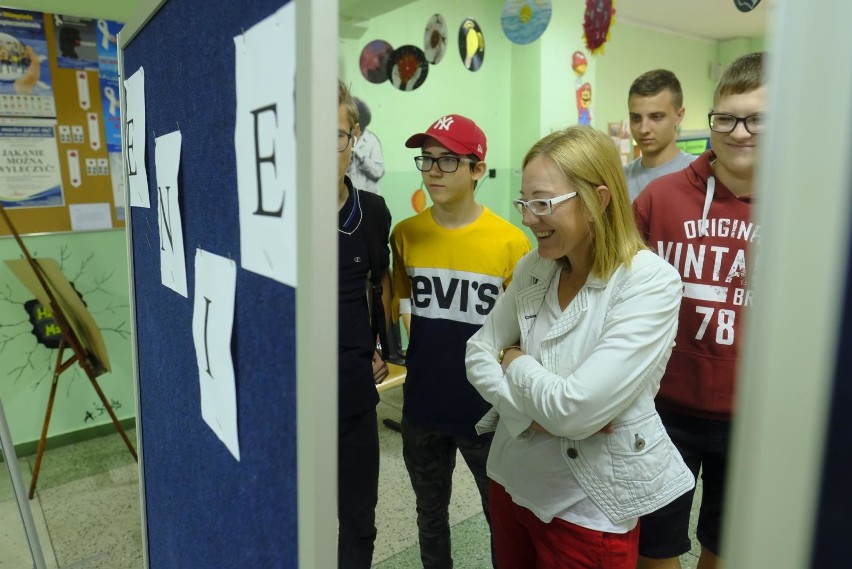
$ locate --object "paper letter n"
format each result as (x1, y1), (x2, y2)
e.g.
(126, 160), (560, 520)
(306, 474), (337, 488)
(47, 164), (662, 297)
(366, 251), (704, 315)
(158, 185), (174, 252)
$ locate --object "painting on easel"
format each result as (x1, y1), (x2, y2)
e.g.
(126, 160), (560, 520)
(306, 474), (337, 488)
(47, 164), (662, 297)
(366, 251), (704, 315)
(5, 257), (110, 376)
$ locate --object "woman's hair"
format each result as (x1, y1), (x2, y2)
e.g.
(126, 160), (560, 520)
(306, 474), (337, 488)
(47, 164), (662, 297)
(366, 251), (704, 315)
(338, 80), (359, 129)
(522, 126), (647, 278)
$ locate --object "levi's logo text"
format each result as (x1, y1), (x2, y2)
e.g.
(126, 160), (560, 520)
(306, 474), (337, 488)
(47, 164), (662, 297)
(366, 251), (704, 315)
(433, 116), (454, 131)
(654, 216), (760, 347)
(407, 267), (503, 325)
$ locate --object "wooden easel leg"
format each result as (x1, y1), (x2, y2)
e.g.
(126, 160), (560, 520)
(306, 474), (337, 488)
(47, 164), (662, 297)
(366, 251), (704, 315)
(88, 377), (138, 462)
(28, 345), (65, 499)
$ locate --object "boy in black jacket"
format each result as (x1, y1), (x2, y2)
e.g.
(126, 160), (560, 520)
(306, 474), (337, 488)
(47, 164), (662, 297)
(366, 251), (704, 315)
(336, 80), (392, 569)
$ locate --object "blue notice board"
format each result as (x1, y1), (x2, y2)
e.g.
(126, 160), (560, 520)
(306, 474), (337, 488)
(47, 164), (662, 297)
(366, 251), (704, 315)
(121, 0), (297, 566)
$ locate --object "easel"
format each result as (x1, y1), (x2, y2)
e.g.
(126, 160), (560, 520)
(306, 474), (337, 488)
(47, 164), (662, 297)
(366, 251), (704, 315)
(0, 203), (137, 499)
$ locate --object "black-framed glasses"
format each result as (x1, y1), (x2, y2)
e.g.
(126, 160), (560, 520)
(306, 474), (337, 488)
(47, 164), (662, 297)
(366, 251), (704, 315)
(512, 191), (578, 216)
(338, 129), (353, 152)
(708, 112), (764, 135)
(414, 155), (475, 173)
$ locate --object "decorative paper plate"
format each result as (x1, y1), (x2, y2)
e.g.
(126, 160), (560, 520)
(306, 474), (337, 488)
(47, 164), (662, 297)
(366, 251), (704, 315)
(583, 0), (615, 54)
(734, 0), (761, 12)
(423, 13), (448, 64)
(458, 18), (485, 72)
(500, 0), (552, 45)
(386, 45), (429, 91)
(359, 40), (394, 84)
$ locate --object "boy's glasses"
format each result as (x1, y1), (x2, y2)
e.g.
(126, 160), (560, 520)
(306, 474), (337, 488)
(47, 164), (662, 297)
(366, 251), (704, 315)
(512, 192), (578, 216)
(708, 113), (764, 135)
(414, 155), (475, 173)
(338, 130), (353, 152)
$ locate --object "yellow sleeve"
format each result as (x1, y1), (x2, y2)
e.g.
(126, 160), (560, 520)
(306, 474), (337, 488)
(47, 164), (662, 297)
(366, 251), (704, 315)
(390, 228), (411, 315)
(503, 232), (532, 289)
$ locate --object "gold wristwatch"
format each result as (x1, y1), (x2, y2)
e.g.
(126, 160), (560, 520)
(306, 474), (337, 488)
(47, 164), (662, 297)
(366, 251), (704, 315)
(498, 345), (521, 365)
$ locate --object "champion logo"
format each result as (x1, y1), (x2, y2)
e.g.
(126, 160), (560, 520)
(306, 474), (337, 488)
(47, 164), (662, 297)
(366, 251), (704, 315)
(433, 116), (454, 131)
(354, 257), (363, 263)
(477, 144), (483, 153)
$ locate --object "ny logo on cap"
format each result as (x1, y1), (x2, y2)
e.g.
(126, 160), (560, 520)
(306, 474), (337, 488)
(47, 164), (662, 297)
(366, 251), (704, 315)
(433, 116), (454, 131)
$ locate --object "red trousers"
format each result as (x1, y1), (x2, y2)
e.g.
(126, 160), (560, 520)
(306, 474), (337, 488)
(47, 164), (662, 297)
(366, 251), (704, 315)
(489, 480), (639, 569)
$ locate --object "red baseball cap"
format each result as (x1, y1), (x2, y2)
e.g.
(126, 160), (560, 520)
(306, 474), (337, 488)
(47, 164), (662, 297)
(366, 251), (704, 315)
(405, 114), (487, 161)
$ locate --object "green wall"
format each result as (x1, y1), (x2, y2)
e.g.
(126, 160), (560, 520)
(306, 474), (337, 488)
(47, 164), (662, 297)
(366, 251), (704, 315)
(0, 1), (141, 449)
(340, 0), (515, 225)
(719, 37), (765, 68)
(0, 231), (135, 446)
(537, 0), (590, 135)
(339, 1), (763, 236)
(596, 24), (719, 132)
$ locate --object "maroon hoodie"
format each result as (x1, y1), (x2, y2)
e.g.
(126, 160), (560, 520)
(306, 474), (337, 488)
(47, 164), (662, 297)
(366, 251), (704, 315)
(633, 150), (755, 419)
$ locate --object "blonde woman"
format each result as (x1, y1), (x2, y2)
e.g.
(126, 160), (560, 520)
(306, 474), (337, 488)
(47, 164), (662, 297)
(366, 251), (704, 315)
(465, 126), (693, 568)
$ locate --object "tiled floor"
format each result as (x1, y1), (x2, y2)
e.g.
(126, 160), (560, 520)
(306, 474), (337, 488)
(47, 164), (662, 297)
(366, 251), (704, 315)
(0, 391), (702, 568)
(0, 428), (142, 569)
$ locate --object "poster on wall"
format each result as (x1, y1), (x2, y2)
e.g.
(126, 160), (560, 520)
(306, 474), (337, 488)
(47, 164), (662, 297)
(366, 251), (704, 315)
(53, 15), (99, 70)
(97, 19), (121, 153)
(0, 118), (63, 208)
(572, 50), (593, 126)
(0, 9), (55, 118)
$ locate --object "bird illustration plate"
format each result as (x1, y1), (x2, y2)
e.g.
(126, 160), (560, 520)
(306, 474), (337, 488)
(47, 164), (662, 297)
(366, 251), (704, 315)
(458, 18), (485, 72)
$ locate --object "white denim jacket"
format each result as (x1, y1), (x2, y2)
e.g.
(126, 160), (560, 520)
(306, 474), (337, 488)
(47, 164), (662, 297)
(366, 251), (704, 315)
(465, 249), (694, 524)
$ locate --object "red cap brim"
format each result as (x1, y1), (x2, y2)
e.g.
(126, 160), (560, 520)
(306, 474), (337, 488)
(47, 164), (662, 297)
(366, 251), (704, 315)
(405, 132), (479, 159)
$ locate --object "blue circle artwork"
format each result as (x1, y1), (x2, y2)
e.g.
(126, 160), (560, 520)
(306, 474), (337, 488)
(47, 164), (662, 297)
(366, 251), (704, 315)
(501, 0), (552, 45)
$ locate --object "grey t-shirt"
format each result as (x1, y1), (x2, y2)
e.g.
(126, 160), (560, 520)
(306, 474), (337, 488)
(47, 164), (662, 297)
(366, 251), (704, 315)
(624, 150), (697, 202)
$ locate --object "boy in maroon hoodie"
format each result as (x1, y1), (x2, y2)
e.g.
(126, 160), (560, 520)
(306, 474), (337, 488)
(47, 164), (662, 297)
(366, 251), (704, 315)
(633, 52), (766, 569)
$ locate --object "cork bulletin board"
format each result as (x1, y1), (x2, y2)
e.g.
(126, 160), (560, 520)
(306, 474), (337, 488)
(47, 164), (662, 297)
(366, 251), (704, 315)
(0, 8), (124, 236)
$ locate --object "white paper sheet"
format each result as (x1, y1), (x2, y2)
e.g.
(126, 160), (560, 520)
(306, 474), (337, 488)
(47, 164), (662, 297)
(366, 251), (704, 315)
(192, 249), (240, 461)
(69, 202), (112, 231)
(123, 67), (150, 208)
(155, 130), (187, 297)
(0, 119), (64, 207)
(234, 3), (297, 287)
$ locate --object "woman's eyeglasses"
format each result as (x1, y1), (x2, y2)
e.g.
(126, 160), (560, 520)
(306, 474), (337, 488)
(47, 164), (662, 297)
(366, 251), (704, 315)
(512, 192), (578, 216)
